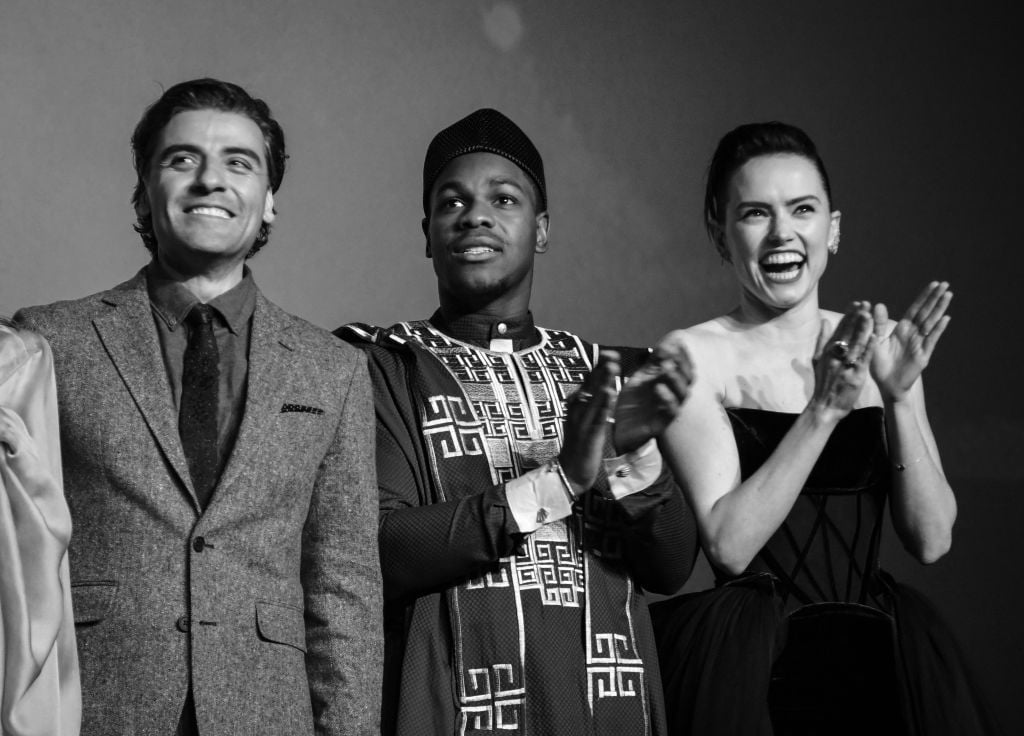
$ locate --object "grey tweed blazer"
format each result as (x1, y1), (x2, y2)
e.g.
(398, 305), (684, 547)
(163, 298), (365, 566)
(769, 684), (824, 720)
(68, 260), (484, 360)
(16, 270), (382, 735)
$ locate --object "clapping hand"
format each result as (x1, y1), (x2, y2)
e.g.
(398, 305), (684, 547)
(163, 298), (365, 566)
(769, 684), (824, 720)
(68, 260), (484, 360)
(811, 301), (875, 419)
(613, 338), (695, 454)
(870, 281), (952, 402)
(559, 350), (620, 493)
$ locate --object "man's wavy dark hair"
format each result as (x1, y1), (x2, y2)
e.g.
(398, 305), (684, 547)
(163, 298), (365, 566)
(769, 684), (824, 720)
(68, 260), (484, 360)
(131, 78), (287, 258)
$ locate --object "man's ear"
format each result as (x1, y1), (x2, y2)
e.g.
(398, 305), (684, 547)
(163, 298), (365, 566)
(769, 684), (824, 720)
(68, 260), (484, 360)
(262, 190), (276, 224)
(534, 212), (550, 254)
(135, 189), (151, 219)
(422, 217), (431, 258)
(709, 220), (730, 262)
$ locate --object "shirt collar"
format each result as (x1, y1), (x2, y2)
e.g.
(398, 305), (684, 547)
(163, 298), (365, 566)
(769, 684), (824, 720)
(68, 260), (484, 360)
(428, 308), (540, 349)
(146, 262), (257, 334)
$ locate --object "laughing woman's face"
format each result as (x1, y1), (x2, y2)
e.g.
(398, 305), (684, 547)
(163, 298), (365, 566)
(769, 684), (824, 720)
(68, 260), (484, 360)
(718, 153), (840, 313)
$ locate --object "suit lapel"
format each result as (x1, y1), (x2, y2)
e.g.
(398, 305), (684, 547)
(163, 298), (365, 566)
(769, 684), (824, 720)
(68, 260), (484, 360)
(92, 273), (199, 507)
(211, 292), (294, 503)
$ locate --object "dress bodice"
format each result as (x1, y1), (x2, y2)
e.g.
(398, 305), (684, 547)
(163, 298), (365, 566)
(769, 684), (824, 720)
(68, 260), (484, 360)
(652, 406), (999, 735)
(725, 407), (891, 611)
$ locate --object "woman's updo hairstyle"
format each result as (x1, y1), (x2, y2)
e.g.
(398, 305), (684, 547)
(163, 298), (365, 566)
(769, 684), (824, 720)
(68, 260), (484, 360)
(704, 122), (833, 256)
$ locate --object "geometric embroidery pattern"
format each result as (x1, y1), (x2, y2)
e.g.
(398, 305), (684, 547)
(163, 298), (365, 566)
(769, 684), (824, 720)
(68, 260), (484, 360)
(394, 321), (648, 730)
(394, 322), (593, 608)
(515, 531), (584, 607)
(459, 664), (525, 735)
(395, 321), (592, 486)
(587, 631), (647, 702)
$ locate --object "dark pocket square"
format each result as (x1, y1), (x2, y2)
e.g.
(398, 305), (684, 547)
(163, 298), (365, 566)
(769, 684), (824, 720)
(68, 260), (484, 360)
(280, 403), (324, 415)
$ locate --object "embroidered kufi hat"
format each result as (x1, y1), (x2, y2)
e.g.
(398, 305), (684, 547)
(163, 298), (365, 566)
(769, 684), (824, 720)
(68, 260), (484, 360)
(422, 108), (547, 215)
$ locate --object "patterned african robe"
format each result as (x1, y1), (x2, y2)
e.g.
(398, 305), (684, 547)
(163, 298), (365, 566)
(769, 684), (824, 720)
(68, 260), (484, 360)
(342, 319), (696, 736)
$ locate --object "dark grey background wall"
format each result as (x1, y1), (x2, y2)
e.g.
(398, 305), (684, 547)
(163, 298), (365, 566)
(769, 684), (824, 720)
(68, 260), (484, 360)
(2, 0), (1020, 729)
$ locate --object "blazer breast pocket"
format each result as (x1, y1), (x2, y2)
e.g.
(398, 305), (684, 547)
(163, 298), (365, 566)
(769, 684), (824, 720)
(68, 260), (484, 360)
(272, 400), (334, 461)
(279, 403), (325, 416)
(255, 600), (307, 653)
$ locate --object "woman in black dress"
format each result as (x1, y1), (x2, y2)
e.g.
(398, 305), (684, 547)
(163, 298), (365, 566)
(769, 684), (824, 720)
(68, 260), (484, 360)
(650, 122), (997, 735)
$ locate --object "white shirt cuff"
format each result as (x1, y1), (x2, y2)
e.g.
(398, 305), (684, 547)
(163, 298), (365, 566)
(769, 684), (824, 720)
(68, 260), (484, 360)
(506, 464), (575, 533)
(603, 439), (663, 500)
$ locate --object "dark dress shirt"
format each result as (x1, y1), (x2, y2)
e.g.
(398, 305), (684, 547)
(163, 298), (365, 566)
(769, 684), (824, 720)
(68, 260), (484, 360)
(146, 263), (256, 480)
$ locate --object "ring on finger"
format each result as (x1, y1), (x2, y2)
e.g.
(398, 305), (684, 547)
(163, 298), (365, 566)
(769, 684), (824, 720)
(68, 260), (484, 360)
(830, 340), (850, 359)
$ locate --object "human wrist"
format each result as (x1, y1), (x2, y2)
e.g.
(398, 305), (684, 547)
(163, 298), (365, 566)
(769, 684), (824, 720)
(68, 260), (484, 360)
(546, 457), (580, 503)
(881, 386), (914, 407)
(803, 399), (847, 428)
(883, 393), (920, 420)
(603, 440), (662, 500)
(556, 452), (592, 497)
(506, 465), (576, 532)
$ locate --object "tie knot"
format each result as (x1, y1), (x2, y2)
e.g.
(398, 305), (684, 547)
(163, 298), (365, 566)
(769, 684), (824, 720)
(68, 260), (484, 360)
(186, 303), (215, 327)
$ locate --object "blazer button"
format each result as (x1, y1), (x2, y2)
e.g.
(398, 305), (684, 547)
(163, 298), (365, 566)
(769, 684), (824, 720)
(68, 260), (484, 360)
(176, 615), (191, 633)
(192, 537), (206, 552)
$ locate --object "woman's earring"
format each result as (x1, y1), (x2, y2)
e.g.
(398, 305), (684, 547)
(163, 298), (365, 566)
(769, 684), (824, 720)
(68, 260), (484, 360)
(828, 226), (840, 255)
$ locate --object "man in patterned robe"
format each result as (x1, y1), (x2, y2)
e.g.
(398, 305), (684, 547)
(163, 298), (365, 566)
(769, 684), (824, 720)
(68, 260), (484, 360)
(339, 108), (698, 736)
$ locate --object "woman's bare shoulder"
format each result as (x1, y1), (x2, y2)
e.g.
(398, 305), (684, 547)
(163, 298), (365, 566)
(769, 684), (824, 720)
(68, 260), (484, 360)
(662, 316), (736, 347)
(658, 317), (740, 398)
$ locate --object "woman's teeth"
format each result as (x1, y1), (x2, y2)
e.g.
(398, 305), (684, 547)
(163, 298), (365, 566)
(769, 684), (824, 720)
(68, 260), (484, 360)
(760, 252), (804, 281)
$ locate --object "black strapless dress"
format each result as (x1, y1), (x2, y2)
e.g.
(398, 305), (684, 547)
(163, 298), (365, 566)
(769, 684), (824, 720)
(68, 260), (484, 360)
(650, 408), (999, 735)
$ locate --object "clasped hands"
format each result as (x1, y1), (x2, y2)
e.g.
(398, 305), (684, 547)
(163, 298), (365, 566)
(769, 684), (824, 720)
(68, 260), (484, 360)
(812, 281), (952, 418)
(558, 344), (694, 494)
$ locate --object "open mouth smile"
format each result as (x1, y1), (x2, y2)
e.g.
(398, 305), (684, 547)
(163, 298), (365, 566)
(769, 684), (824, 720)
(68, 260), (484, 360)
(185, 205), (233, 219)
(759, 251), (805, 282)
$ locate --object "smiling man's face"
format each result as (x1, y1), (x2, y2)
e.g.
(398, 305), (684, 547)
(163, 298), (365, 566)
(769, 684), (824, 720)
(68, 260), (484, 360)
(137, 108), (275, 273)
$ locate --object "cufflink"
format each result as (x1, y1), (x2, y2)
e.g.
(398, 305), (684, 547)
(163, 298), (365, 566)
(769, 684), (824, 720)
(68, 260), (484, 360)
(613, 464), (632, 478)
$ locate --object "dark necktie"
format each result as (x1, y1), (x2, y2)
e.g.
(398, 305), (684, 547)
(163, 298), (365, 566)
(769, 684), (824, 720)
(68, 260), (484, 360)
(180, 303), (220, 507)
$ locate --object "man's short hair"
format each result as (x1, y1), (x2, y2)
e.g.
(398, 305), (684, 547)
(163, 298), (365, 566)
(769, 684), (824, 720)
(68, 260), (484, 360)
(130, 78), (287, 258)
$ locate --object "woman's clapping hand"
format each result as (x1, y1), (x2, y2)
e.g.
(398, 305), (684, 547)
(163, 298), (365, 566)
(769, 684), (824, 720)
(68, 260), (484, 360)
(810, 301), (876, 420)
(870, 281), (952, 402)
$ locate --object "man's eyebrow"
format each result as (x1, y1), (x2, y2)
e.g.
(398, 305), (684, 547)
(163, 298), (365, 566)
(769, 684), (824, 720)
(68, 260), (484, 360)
(434, 176), (526, 193)
(488, 176), (525, 191)
(433, 179), (463, 194)
(222, 146), (265, 164)
(155, 143), (264, 165)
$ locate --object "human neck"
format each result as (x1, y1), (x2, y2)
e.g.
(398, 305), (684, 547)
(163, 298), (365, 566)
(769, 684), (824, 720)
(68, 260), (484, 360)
(730, 289), (823, 343)
(438, 289), (531, 324)
(153, 253), (246, 303)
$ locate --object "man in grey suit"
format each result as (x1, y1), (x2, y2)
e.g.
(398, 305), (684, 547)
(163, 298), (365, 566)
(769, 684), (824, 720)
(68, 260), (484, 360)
(16, 78), (382, 735)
